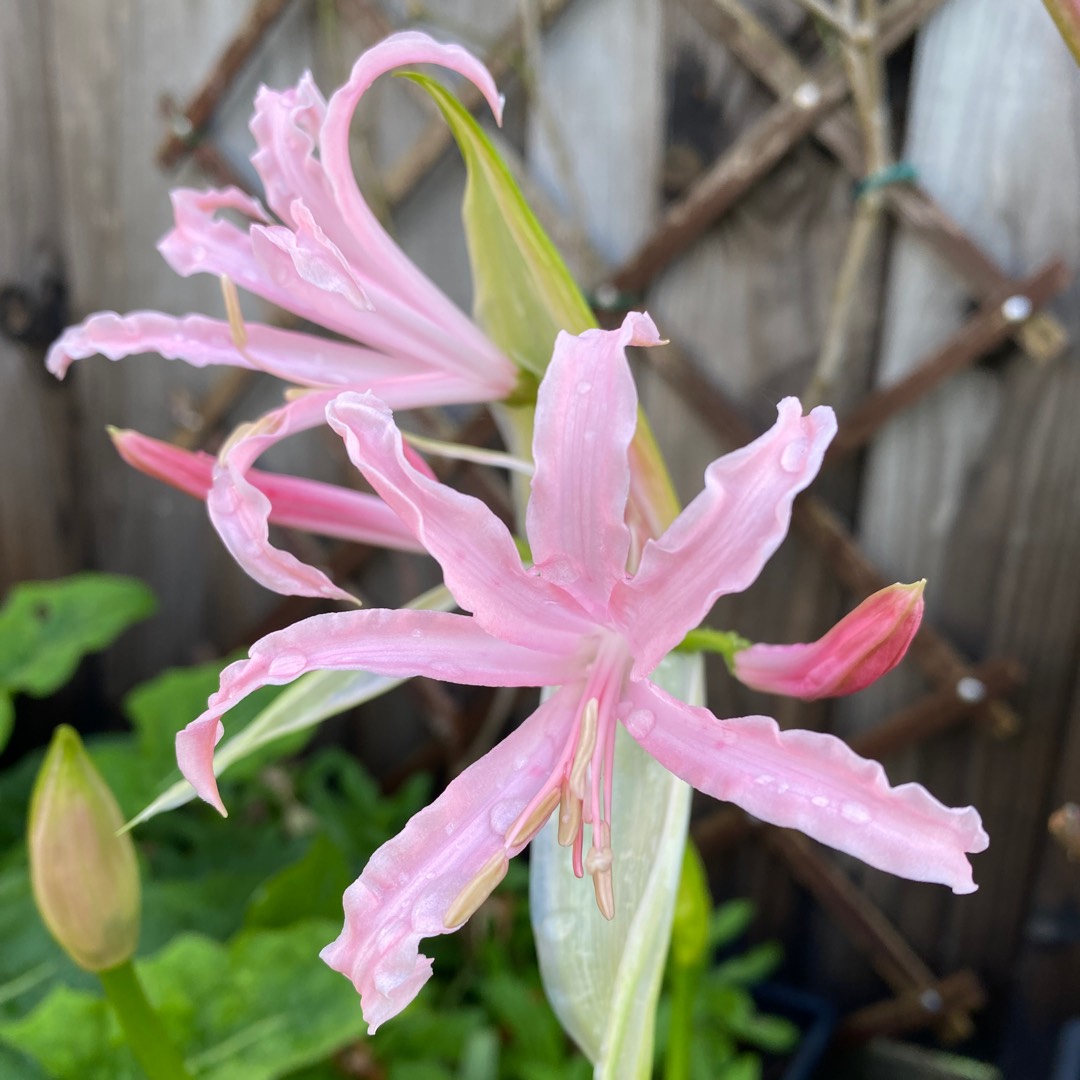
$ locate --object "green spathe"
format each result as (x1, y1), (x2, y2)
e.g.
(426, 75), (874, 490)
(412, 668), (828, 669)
(28, 726), (140, 972)
(404, 72), (596, 381)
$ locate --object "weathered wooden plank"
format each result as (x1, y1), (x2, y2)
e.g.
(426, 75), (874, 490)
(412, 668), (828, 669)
(43, 1), (319, 695)
(840, 0), (1080, 995)
(0, 0), (83, 591)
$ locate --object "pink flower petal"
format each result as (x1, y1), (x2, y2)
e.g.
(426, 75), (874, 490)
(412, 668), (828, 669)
(250, 76), (337, 232)
(327, 392), (596, 654)
(158, 187), (271, 286)
(622, 679), (988, 894)
(613, 398), (837, 677)
(45, 311), (432, 386)
(319, 32), (509, 385)
(209, 391), (355, 602)
(734, 582), (926, 699)
(177, 610), (572, 814)
(320, 688), (576, 1030)
(175, 717), (227, 816)
(111, 428), (423, 552)
(527, 313), (663, 613)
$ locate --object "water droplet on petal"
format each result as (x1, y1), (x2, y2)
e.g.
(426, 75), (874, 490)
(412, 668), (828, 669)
(624, 709), (655, 739)
(841, 801), (871, 824)
(488, 800), (519, 835)
(190, 245), (207, 263)
(576, 381), (592, 395)
(754, 774), (775, 787)
(810, 795), (830, 808)
(780, 438), (809, 473)
(268, 650), (307, 679)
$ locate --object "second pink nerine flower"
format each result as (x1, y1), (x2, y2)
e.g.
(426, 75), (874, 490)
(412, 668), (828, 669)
(46, 33), (518, 603)
(171, 312), (987, 1032)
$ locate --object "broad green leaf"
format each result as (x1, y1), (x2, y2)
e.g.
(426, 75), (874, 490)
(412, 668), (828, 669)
(244, 834), (352, 930)
(0, 573), (155, 697)
(0, 922), (362, 1080)
(126, 584), (455, 829)
(530, 652), (700, 1079)
(404, 73), (595, 379)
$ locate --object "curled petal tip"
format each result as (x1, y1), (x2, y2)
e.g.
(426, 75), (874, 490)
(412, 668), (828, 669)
(176, 717), (228, 816)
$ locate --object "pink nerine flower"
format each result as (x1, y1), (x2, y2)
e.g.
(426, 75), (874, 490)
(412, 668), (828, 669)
(46, 33), (516, 603)
(174, 313), (987, 1031)
(733, 581), (926, 699)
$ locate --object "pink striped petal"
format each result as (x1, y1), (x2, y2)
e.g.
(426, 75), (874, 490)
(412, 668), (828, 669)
(734, 582), (925, 699)
(526, 313), (663, 613)
(327, 392), (596, 654)
(250, 75), (336, 231)
(622, 679), (987, 894)
(613, 398), (837, 677)
(319, 32), (509, 384)
(321, 688), (576, 1031)
(177, 611), (572, 814)
(158, 187), (271, 286)
(111, 428), (423, 552)
(45, 311), (430, 386)
(209, 391), (354, 601)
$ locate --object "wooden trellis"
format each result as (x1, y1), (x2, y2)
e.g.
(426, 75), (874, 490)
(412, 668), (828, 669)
(11, 0), (1072, 1056)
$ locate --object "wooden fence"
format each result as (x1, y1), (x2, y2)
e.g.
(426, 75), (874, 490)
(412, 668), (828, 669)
(3, 0), (1078, 1068)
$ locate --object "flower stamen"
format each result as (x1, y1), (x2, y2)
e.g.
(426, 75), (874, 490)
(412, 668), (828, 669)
(219, 274), (249, 352)
(504, 786), (560, 848)
(443, 850), (509, 929)
(557, 781), (583, 847)
(568, 697), (599, 799)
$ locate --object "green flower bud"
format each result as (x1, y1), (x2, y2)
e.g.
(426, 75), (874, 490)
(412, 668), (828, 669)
(28, 725), (140, 971)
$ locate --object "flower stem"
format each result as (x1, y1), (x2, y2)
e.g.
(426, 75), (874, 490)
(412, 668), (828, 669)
(664, 964), (696, 1080)
(98, 960), (193, 1080)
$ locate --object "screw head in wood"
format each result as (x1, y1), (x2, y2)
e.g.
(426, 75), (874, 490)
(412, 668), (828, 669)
(1001, 294), (1033, 323)
(956, 676), (987, 704)
(792, 82), (822, 110)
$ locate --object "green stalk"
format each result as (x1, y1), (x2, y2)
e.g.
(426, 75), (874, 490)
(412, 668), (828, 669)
(98, 960), (193, 1080)
(664, 964), (698, 1080)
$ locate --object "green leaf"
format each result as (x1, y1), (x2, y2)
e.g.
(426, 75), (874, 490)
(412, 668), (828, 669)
(244, 835), (352, 930)
(126, 584), (455, 829)
(708, 900), (756, 950)
(710, 942), (784, 987)
(404, 73), (595, 379)
(0, 573), (155, 698)
(724, 1012), (800, 1056)
(0, 922), (363, 1080)
(530, 652), (701, 1080)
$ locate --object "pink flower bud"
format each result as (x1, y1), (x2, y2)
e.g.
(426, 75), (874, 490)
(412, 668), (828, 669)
(733, 581), (926, 700)
(28, 726), (140, 971)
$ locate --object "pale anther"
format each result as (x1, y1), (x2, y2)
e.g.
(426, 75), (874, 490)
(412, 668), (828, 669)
(557, 783), (582, 847)
(219, 275), (248, 351)
(592, 867), (615, 920)
(585, 845), (613, 875)
(504, 787), (560, 848)
(443, 850), (509, 928)
(568, 697), (599, 799)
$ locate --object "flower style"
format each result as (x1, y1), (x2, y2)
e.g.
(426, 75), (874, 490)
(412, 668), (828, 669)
(733, 580), (927, 699)
(46, 33), (517, 602)
(174, 312), (987, 1031)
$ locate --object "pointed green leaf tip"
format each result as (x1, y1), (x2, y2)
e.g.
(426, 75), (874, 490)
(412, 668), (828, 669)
(28, 725), (141, 971)
(403, 73), (596, 382)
